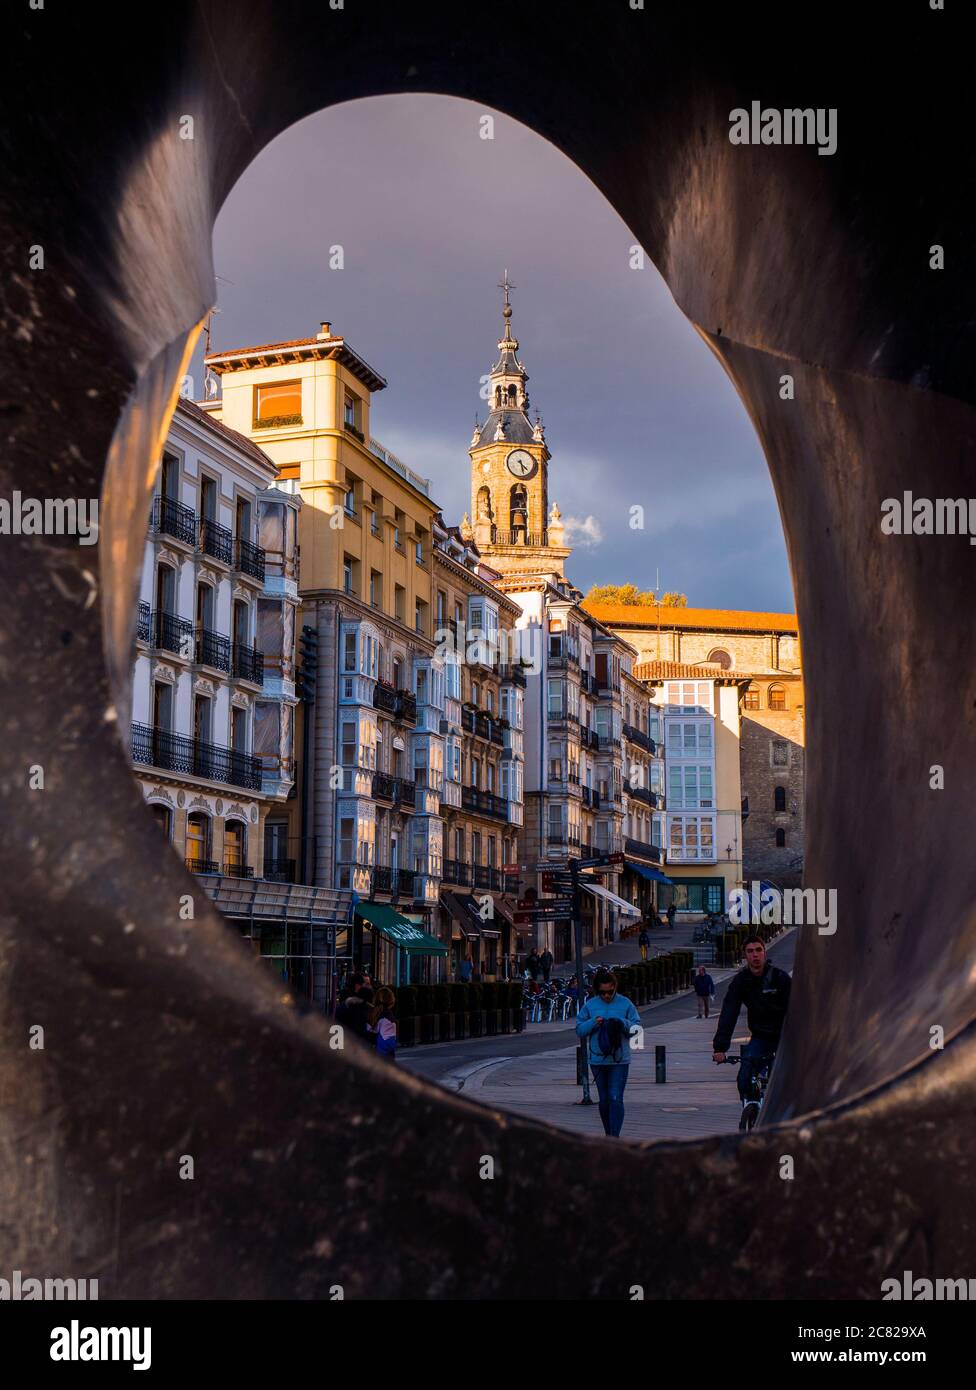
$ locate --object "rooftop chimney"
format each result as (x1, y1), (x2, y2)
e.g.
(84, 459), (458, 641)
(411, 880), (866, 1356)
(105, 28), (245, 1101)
(317, 321), (332, 339)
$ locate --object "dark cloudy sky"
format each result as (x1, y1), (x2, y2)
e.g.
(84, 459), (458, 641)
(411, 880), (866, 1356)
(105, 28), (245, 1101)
(195, 95), (794, 613)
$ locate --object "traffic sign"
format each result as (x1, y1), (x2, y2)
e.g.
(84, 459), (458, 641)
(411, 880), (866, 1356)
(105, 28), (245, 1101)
(517, 897), (573, 913)
(514, 910), (574, 925)
(542, 872), (575, 893)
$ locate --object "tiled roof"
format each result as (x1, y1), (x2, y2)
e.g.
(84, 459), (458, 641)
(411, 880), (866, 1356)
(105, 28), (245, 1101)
(583, 602), (798, 633)
(207, 334), (324, 357)
(176, 397), (277, 474)
(633, 660), (729, 681)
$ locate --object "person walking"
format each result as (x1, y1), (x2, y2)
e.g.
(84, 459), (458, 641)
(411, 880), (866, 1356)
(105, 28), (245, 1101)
(575, 969), (641, 1138)
(666, 901), (676, 930)
(368, 986), (397, 1061)
(457, 952), (474, 983)
(526, 948), (542, 982)
(693, 964), (716, 1018)
(540, 946), (554, 983)
(638, 926), (650, 961)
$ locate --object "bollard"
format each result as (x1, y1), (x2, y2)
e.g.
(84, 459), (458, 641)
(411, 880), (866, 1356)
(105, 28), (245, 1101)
(655, 1044), (667, 1084)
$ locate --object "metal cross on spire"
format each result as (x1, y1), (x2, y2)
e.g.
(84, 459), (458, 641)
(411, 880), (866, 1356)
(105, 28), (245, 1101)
(499, 268), (516, 310)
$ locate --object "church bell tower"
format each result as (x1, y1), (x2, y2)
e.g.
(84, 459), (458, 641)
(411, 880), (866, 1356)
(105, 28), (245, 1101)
(461, 273), (571, 580)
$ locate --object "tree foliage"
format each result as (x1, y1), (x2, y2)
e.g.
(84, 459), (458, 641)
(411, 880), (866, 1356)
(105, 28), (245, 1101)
(585, 584), (688, 607)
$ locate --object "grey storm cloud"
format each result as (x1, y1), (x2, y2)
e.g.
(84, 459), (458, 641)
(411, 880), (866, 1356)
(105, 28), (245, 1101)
(197, 94), (795, 612)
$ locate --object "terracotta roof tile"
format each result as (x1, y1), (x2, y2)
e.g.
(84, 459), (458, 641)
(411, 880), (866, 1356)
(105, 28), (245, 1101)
(633, 659), (729, 681)
(583, 602), (798, 633)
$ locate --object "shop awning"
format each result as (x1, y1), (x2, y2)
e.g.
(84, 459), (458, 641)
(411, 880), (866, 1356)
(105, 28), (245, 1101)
(440, 892), (502, 939)
(354, 902), (448, 955)
(579, 882), (642, 916)
(625, 861), (674, 885)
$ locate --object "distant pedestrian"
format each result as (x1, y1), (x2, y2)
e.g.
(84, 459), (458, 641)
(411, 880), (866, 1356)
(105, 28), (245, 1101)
(666, 902), (676, 930)
(457, 953), (474, 983)
(575, 969), (641, 1138)
(540, 947), (554, 983)
(694, 964), (716, 1019)
(526, 949), (542, 982)
(638, 927), (650, 961)
(368, 986), (397, 1061)
(336, 981), (373, 1041)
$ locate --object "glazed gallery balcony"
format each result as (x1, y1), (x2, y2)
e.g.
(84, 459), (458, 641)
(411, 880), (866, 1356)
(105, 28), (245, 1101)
(131, 722), (262, 791)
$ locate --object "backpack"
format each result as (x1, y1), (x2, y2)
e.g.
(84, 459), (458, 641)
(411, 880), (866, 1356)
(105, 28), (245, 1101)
(596, 1015), (627, 1062)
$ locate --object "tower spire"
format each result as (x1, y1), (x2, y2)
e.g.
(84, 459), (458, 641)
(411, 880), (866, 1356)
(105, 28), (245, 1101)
(498, 268), (516, 340)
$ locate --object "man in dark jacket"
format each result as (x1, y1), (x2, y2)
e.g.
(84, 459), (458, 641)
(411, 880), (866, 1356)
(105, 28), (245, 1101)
(693, 964), (716, 1018)
(336, 974), (373, 1042)
(712, 936), (791, 1103)
(540, 947), (554, 983)
(526, 949), (542, 982)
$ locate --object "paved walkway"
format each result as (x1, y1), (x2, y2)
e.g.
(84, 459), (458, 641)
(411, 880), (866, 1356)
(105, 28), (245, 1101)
(457, 1002), (752, 1142)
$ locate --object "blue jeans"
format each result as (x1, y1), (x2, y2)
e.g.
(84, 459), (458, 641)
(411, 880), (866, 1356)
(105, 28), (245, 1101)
(738, 1037), (776, 1103)
(591, 1063), (629, 1136)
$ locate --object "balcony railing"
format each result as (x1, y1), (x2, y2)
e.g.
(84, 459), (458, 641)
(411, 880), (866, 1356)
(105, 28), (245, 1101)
(579, 671), (592, 693)
(624, 780), (658, 808)
(145, 609), (193, 658)
(137, 602), (151, 642)
(494, 529), (549, 547)
(232, 642), (264, 685)
(195, 627), (232, 673)
(624, 836), (662, 864)
(262, 858), (296, 883)
(443, 859), (473, 887)
(187, 858), (219, 875)
(199, 517), (234, 566)
(132, 722), (262, 791)
(372, 865), (401, 895)
(235, 537), (266, 581)
(373, 683), (399, 714)
(396, 692), (417, 723)
(622, 722), (657, 755)
(461, 786), (509, 821)
(548, 647), (579, 669)
(151, 494), (196, 546)
(497, 663), (528, 688)
(223, 862), (254, 879)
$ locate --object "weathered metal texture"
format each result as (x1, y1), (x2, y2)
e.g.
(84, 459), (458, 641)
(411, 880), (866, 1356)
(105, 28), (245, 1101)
(0, 1), (973, 1297)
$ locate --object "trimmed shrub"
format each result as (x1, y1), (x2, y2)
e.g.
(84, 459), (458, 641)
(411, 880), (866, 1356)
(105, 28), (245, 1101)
(397, 986), (418, 1019)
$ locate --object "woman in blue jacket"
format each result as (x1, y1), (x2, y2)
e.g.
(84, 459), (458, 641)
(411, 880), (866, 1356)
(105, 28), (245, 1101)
(575, 969), (641, 1136)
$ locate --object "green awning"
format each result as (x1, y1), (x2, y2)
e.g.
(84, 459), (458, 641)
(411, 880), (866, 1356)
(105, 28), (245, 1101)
(354, 902), (448, 955)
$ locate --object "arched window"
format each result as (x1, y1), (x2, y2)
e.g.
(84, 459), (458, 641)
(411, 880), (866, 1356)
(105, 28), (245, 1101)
(186, 813), (212, 871)
(509, 483), (527, 534)
(476, 485), (492, 519)
(150, 803), (172, 840)
(506, 383), (517, 405)
(224, 819), (247, 876)
(494, 386), (502, 407)
(774, 785), (787, 812)
(768, 684), (787, 710)
(775, 828), (786, 847)
(707, 648), (732, 670)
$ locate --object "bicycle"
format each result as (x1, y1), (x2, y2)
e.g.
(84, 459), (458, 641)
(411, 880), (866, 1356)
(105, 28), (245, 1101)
(718, 1051), (775, 1131)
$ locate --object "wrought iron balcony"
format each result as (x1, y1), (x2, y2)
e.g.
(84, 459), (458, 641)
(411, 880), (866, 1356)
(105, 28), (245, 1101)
(195, 627), (232, 672)
(623, 722), (657, 755)
(442, 859), (473, 887)
(262, 858), (296, 883)
(132, 722), (262, 791)
(232, 642), (264, 685)
(223, 862), (254, 879)
(396, 692), (417, 723)
(624, 780), (658, 808)
(497, 663), (528, 688)
(235, 537), (266, 581)
(372, 864), (401, 895)
(372, 771), (397, 802)
(187, 858), (219, 875)
(136, 601), (151, 643)
(461, 786), (509, 820)
(199, 517), (234, 566)
(151, 494), (196, 546)
(624, 836), (662, 864)
(146, 609), (193, 658)
(373, 683), (399, 714)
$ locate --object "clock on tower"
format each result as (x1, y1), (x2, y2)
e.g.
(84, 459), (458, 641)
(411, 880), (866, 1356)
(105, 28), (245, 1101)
(464, 273), (570, 578)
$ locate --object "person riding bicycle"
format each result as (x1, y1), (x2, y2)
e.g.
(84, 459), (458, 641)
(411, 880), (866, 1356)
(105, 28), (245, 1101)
(712, 935), (791, 1108)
